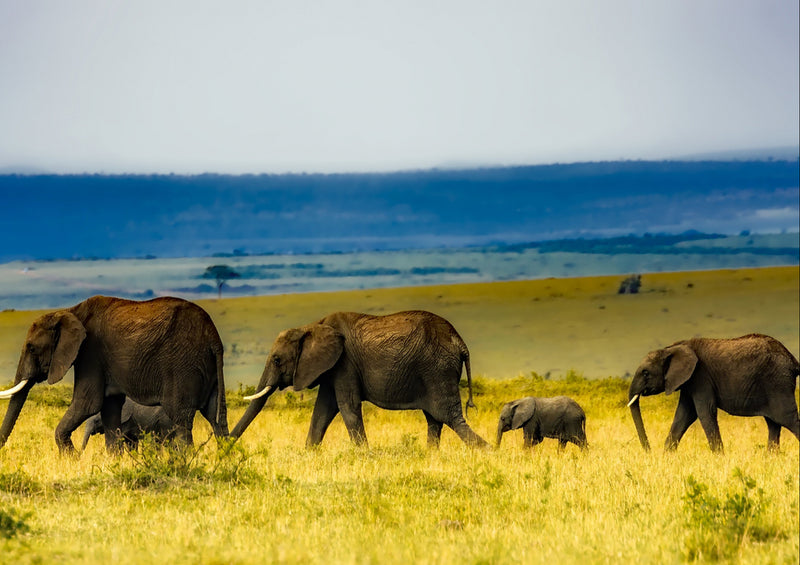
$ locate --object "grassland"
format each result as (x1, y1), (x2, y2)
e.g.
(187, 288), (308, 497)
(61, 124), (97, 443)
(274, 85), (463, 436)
(0, 267), (798, 564)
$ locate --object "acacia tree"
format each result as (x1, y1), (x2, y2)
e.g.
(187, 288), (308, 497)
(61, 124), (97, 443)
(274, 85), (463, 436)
(203, 265), (241, 299)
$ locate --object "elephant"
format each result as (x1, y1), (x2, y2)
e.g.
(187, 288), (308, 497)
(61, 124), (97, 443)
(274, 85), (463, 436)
(0, 295), (228, 454)
(627, 333), (800, 453)
(496, 396), (587, 450)
(81, 398), (176, 450)
(230, 310), (490, 449)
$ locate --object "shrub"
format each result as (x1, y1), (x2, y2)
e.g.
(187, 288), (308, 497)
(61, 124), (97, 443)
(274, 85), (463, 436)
(0, 469), (40, 496)
(0, 507), (32, 539)
(108, 434), (261, 489)
(682, 468), (787, 561)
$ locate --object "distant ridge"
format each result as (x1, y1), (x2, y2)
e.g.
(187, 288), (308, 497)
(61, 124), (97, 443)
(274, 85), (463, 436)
(669, 145), (799, 162)
(1, 159), (798, 262)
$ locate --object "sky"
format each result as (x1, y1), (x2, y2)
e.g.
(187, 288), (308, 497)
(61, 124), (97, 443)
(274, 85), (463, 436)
(0, 1), (798, 175)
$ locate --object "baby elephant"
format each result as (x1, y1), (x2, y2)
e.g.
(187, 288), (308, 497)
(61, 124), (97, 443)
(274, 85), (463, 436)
(81, 398), (176, 450)
(497, 396), (587, 450)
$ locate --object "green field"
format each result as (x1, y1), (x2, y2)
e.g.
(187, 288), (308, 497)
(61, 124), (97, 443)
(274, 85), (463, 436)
(0, 267), (798, 563)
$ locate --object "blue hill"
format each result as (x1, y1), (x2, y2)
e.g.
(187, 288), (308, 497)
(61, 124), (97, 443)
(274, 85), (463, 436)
(1, 160), (798, 261)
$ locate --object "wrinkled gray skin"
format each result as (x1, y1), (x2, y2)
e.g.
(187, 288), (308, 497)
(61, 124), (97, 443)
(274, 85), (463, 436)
(496, 396), (587, 450)
(232, 310), (490, 449)
(628, 333), (800, 453)
(0, 296), (228, 454)
(81, 398), (176, 450)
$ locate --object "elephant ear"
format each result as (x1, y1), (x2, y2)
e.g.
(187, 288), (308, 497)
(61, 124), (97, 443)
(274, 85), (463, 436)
(47, 312), (87, 384)
(511, 398), (536, 430)
(293, 324), (343, 391)
(663, 344), (698, 395)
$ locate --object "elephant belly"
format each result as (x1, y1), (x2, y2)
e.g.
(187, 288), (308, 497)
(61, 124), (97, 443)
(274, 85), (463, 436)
(717, 383), (769, 416)
(360, 370), (428, 411)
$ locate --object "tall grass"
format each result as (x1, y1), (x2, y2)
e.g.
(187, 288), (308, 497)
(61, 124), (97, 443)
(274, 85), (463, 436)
(0, 379), (797, 564)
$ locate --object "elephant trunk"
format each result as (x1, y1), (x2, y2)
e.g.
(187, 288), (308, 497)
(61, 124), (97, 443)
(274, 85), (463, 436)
(0, 379), (34, 448)
(628, 386), (651, 451)
(230, 364), (278, 439)
(230, 387), (275, 438)
(496, 421), (506, 448)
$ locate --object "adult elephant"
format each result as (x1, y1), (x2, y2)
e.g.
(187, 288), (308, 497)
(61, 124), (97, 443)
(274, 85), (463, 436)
(0, 296), (228, 454)
(627, 333), (800, 453)
(81, 398), (176, 450)
(231, 310), (490, 449)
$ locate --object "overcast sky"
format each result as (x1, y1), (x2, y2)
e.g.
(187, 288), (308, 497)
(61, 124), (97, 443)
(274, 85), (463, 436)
(0, 1), (797, 174)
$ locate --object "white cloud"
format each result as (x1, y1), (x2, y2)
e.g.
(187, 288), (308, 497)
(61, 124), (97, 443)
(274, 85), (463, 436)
(753, 207), (799, 221)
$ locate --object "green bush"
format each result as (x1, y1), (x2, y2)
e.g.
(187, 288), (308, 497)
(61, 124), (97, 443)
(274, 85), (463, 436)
(108, 434), (261, 489)
(682, 468), (787, 561)
(0, 469), (40, 496)
(0, 507), (32, 539)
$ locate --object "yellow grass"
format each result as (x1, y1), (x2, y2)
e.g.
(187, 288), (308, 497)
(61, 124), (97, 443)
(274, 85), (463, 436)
(0, 266), (798, 563)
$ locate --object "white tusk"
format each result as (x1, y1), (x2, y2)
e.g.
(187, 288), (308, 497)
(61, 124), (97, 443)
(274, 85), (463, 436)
(627, 394), (640, 408)
(0, 380), (29, 399)
(243, 385), (273, 401)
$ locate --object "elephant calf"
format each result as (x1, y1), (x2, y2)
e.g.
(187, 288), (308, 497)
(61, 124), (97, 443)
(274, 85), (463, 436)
(81, 398), (176, 450)
(497, 396), (587, 450)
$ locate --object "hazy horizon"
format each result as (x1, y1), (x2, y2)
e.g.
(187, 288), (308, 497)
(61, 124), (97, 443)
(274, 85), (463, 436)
(1, 2), (797, 175)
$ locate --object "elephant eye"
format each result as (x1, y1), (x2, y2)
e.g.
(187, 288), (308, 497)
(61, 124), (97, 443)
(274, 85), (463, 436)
(642, 369), (649, 377)
(272, 356), (281, 367)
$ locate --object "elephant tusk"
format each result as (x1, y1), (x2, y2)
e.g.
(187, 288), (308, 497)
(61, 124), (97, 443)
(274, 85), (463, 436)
(243, 385), (273, 401)
(627, 394), (640, 408)
(0, 380), (29, 399)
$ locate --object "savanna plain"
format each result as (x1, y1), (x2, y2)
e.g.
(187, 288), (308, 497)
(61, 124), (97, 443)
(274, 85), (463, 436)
(0, 267), (798, 564)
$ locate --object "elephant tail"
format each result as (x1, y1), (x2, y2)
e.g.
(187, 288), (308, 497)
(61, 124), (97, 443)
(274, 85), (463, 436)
(214, 344), (228, 433)
(459, 344), (477, 416)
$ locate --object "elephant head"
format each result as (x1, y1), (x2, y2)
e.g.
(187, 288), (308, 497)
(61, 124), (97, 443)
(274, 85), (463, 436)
(496, 398), (536, 447)
(230, 324), (343, 438)
(627, 344), (697, 451)
(0, 311), (86, 448)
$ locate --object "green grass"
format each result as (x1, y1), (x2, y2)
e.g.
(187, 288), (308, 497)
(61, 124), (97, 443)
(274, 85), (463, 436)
(0, 379), (797, 564)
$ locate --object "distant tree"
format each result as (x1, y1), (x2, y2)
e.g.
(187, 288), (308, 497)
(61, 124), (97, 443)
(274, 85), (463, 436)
(618, 274), (642, 294)
(203, 265), (241, 299)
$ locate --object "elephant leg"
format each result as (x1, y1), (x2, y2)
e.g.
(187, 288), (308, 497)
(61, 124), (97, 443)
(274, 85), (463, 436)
(665, 393), (698, 451)
(338, 401), (367, 446)
(56, 401), (102, 455)
(558, 438), (567, 451)
(200, 387), (229, 439)
(767, 401), (800, 447)
(522, 426), (534, 448)
(56, 371), (104, 454)
(785, 413), (800, 443)
(424, 411), (444, 448)
(101, 394), (126, 454)
(446, 414), (490, 449)
(694, 401), (723, 453)
(306, 381), (340, 448)
(161, 404), (195, 446)
(330, 377), (368, 446)
(523, 422), (543, 449)
(765, 417), (782, 451)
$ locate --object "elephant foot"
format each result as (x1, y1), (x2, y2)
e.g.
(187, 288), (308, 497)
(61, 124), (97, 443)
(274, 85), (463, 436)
(58, 442), (79, 458)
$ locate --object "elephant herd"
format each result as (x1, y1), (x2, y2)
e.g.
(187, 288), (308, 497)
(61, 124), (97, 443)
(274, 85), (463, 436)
(0, 295), (798, 455)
